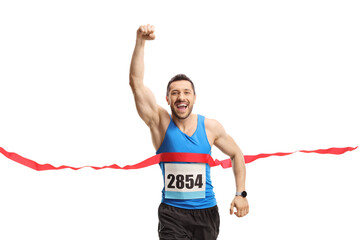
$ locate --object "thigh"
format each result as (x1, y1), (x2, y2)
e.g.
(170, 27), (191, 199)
(192, 206), (220, 240)
(158, 203), (191, 240)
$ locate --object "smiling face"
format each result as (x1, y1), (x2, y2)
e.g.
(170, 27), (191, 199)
(166, 80), (196, 120)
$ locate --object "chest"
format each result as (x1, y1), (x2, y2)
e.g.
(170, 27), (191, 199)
(156, 115), (214, 154)
(179, 124), (197, 137)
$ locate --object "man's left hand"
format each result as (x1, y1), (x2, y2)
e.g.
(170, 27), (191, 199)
(230, 196), (249, 217)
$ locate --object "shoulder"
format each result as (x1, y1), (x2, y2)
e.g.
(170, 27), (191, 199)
(155, 106), (170, 129)
(204, 117), (220, 128)
(204, 117), (226, 143)
(147, 105), (170, 132)
(148, 106), (170, 150)
(205, 117), (224, 130)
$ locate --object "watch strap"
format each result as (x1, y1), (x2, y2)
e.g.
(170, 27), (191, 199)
(235, 191), (247, 198)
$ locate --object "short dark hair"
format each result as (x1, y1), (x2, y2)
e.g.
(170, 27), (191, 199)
(166, 74), (196, 96)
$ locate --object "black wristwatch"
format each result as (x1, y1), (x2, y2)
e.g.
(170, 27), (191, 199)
(235, 191), (247, 198)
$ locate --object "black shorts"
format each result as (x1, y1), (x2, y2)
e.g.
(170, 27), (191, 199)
(158, 203), (220, 240)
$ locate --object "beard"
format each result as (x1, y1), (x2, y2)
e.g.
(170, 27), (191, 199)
(170, 103), (193, 120)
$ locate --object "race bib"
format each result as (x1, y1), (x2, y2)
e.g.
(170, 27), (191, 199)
(164, 163), (206, 199)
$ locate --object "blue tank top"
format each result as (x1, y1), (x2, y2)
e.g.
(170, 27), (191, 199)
(156, 114), (217, 209)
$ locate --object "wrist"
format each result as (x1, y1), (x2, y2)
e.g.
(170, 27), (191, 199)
(235, 191), (247, 198)
(136, 38), (146, 47)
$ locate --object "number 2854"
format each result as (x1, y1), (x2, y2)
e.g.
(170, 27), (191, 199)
(167, 174), (204, 189)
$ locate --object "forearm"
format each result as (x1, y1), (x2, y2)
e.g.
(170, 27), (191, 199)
(230, 150), (249, 218)
(129, 38), (146, 89)
(231, 150), (246, 192)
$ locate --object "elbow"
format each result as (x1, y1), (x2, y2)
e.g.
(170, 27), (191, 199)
(129, 76), (137, 92)
(129, 74), (134, 87)
(129, 80), (135, 90)
(129, 74), (142, 91)
(231, 149), (244, 162)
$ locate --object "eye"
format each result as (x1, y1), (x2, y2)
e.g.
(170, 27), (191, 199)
(185, 91), (191, 95)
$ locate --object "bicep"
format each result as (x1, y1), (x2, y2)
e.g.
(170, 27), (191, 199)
(212, 121), (241, 159)
(131, 85), (162, 127)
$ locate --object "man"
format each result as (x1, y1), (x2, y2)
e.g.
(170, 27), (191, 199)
(129, 24), (249, 240)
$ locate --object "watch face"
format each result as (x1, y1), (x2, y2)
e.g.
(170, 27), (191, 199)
(241, 191), (247, 198)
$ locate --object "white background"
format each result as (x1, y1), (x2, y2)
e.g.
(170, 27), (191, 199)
(1, 0), (359, 239)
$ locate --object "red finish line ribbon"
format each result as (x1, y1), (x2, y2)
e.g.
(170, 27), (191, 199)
(0, 146), (358, 171)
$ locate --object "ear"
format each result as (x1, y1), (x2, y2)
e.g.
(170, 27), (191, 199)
(166, 95), (170, 105)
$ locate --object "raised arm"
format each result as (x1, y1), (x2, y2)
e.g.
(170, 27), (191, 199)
(129, 24), (162, 128)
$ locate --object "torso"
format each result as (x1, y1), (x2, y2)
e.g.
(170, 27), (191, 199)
(155, 112), (217, 209)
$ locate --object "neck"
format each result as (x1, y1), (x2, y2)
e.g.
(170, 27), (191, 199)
(171, 113), (196, 131)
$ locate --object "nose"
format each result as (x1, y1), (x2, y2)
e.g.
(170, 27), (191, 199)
(178, 92), (186, 100)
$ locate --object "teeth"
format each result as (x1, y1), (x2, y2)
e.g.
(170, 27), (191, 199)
(178, 104), (187, 107)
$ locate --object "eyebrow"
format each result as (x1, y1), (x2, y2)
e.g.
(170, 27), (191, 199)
(171, 88), (192, 92)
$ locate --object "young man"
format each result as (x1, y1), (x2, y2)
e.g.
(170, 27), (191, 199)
(129, 24), (249, 240)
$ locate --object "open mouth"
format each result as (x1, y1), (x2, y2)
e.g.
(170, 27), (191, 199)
(175, 103), (188, 113)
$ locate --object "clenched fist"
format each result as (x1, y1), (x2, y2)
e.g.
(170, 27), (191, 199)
(137, 24), (155, 41)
